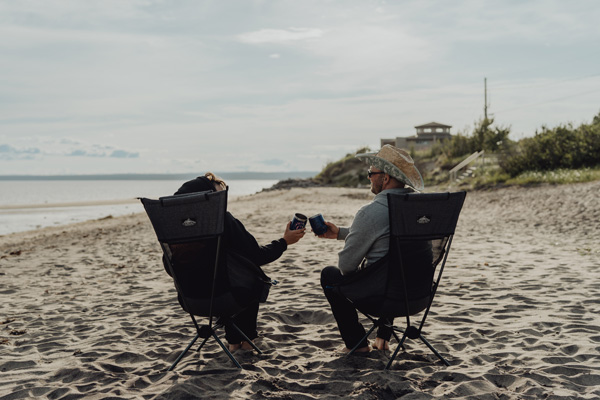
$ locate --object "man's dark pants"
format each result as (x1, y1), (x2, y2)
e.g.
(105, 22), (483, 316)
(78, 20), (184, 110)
(320, 266), (392, 349)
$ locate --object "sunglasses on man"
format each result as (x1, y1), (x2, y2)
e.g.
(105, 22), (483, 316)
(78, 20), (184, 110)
(367, 170), (385, 178)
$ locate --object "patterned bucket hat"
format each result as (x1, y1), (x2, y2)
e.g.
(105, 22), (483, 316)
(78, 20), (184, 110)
(356, 145), (424, 191)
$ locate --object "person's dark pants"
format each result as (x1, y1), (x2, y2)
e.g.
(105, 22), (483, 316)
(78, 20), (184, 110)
(321, 266), (392, 349)
(225, 302), (259, 344)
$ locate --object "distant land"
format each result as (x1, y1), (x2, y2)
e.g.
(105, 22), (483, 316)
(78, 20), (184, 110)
(0, 171), (318, 181)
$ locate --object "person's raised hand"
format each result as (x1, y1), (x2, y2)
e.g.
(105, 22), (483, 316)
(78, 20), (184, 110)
(317, 221), (339, 239)
(283, 221), (305, 245)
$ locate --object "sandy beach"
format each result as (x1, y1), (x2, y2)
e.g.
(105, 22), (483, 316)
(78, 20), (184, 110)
(1, 182), (599, 399)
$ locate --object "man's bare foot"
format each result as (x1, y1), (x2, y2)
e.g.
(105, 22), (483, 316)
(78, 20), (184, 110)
(228, 343), (241, 352)
(373, 337), (389, 351)
(240, 341), (254, 351)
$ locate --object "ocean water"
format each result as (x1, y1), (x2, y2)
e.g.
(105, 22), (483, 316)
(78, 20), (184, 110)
(0, 179), (277, 235)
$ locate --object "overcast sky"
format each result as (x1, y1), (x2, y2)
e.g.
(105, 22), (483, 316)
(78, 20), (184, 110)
(1, 0), (599, 175)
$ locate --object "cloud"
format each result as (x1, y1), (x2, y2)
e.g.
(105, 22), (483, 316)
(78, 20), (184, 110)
(65, 147), (139, 158)
(68, 149), (87, 156)
(67, 149), (108, 157)
(0, 144), (40, 160)
(305, 25), (432, 78)
(260, 158), (286, 166)
(0, 144), (40, 154)
(60, 138), (81, 145)
(238, 28), (323, 44)
(110, 150), (139, 158)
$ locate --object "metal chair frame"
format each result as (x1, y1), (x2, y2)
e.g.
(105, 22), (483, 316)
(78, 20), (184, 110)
(346, 191), (466, 369)
(140, 189), (262, 371)
(161, 240), (261, 371)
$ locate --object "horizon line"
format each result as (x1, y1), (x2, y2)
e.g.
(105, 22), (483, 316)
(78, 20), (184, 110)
(0, 171), (318, 180)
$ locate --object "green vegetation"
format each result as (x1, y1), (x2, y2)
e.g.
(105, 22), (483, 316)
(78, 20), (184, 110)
(314, 147), (371, 187)
(312, 111), (600, 190)
(419, 110), (600, 189)
(463, 165), (600, 189)
(507, 168), (600, 185)
(434, 117), (511, 159)
(499, 116), (600, 176)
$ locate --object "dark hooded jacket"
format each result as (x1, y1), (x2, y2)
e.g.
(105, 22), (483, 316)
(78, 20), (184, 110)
(163, 176), (287, 299)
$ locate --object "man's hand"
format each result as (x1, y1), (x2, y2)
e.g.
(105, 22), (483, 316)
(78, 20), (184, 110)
(283, 221), (305, 245)
(317, 221), (339, 239)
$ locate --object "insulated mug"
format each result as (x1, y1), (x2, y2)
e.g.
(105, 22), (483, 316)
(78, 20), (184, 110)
(309, 213), (328, 235)
(290, 213), (307, 230)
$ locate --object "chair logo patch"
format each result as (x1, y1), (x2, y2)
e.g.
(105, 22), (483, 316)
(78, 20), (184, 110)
(417, 215), (431, 224)
(182, 218), (197, 227)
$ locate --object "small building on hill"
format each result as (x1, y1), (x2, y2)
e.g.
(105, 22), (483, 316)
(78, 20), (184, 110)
(381, 122), (452, 150)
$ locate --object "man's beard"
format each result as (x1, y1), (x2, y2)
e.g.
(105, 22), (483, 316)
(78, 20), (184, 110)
(370, 178), (383, 194)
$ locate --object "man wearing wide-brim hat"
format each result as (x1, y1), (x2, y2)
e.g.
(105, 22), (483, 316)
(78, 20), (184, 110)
(318, 145), (424, 353)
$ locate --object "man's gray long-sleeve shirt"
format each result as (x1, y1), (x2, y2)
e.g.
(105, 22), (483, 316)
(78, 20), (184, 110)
(337, 188), (412, 275)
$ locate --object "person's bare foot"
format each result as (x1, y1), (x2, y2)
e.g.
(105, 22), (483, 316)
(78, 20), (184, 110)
(341, 345), (371, 353)
(373, 337), (389, 351)
(240, 341), (254, 351)
(229, 341), (256, 352)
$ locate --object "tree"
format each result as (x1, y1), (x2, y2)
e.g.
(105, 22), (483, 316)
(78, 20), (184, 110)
(472, 117), (511, 152)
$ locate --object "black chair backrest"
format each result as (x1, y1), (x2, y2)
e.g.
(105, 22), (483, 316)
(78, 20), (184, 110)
(385, 191), (466, 305)
(140, 190), (229, 307)
(140, 189), (269, 318)
(388, 192), (466, 240)
(140, 190), (228, 244)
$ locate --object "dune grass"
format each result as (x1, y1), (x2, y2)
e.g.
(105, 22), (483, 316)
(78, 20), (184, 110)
(461, 166), (600, 189)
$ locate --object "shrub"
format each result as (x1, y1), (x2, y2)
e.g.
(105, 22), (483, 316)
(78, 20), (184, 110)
(500, 112), (600, 176)
(314, 147), (371, 187)
(433, 117), (512, 161)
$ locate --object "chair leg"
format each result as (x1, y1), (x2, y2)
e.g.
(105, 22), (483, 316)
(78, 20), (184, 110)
(229, 322), (263, 354)
(385, 331), (450, 369)
(384, 336), (404, 370)
(384, 329), (408, 370)
(168, 333), (200, 372)
(347, 324), (377, 356)
(195, 335), (211, 352)
(385, 346), (400, 370)
(212, 332), (242, 368)
(189, 319), (253, 369)
(391, 329), (402, 344)
(193, 322), (245, 369)
(397, 329), (408, 348)
(419, 334), (450, 366)
(196, 321), (222, 353)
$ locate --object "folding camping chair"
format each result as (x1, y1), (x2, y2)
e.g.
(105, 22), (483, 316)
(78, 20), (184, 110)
(332, 191), (466, 369)
(140, 189), (271, 371)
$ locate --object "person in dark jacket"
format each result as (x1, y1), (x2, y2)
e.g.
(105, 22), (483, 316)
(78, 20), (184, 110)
(167, 172), (305, 351)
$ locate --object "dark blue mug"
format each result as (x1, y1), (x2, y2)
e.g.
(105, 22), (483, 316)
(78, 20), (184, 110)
(290, 213), (307, 230)
(309, 213), (328, 235)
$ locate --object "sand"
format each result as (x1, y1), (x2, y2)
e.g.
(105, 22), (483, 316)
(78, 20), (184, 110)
(1, 182), (599, 399)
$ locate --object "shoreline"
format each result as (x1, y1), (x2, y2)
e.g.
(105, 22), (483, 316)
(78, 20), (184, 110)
(0, 192), (254, 237)
(0, 198), (139, 211)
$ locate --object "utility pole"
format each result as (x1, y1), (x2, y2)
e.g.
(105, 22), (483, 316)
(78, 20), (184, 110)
(484, 77), (488, 121)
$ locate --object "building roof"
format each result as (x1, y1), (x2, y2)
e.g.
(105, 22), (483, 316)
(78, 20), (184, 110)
(414, 122), (452, 129)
